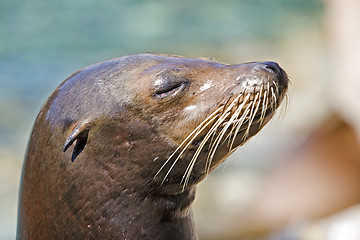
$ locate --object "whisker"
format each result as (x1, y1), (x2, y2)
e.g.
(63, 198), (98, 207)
(244, 92), (259, 139)
(273, 80), (279, 95)
(260, 88), (268, 126)
(181, 98), (240, 187)
(254, 92), (262, 119)
(229, 107), (250, 150)
(224, 94), (245, 146)
(271, 87), (277, 110)
(225, 93), (250, 145)
(206, 93), (251, 176)
(161, 125), (208, 185)
(204, 111), (233, 176)
(154, 106), (224, 182)
(181, 111), (231, 188)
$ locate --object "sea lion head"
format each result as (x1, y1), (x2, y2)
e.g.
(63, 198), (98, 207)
(50, 53), (288, 194)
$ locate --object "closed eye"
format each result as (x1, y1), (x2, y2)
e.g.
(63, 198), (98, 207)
(153, 79), (190, 99)
(154, 82), (185, 97)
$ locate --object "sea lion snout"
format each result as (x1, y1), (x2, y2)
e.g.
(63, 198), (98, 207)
(262, 61), (281, 73)
(261, 61), (288, 87)
(230, 61), (288, 98)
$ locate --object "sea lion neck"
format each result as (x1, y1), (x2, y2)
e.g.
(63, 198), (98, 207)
(61, 163), (197, 239)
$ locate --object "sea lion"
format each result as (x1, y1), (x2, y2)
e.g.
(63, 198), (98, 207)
(17, 53), (289, 240)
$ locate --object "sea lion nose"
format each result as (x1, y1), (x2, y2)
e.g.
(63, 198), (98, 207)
(262, 61), (281, 75)
(261, 61), (287, 86)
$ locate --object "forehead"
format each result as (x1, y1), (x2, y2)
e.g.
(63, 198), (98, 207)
(138, 59), (226, 86)
(141, 55), (224, 71)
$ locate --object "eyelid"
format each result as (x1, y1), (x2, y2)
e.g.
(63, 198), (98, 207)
(153, 80), (190, 99)
(155, 81), (183, 95)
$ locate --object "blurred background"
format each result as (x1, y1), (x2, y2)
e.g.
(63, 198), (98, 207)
(1, 0), (360, 239)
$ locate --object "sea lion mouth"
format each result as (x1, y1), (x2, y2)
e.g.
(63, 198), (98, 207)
(155, 76), (288, 189)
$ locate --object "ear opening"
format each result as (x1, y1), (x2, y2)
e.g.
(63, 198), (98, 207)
(63, 120), (90, 162)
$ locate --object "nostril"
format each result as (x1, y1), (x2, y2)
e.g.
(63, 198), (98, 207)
(263, 61), (280, 74)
